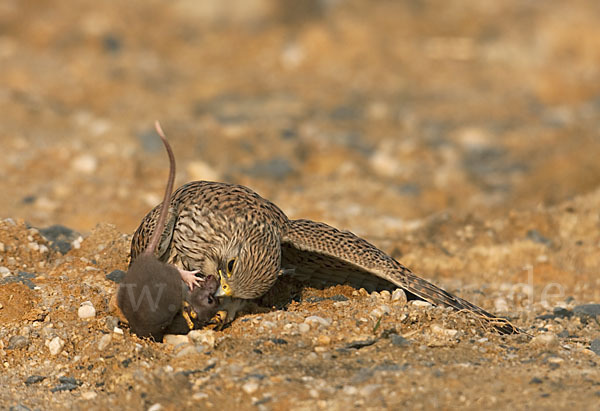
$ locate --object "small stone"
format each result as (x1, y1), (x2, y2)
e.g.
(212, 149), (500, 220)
(105, 316), (120, 332)
(24, 375), (46, 385)
(188, 330), (215, 348)
(47, 336), (65, 356)
(343, 385), (358, 395)
(494, 298), (509, 312)
(163, 334), (189, 347)
(71, 154), (98, 174)
(379, 290), (391, 301)
(359, 384), (380, 397)
(113, 327), (124, 335)
(411, 300), (432, 308)
(261, 320), (276, 329)
(392, 289), (407, 304)
(430, 324), (458, 338)
(0, 266), (10, 276)
(176, 345), (201, 358)
(298, 323), (310, 333)
(98, 334), (112, 350)
(81, 391), (97, 400)
(7, 335), (29, 350)
(573, 304), (600, 318)
(317, 335), (331, 345)
(390, 334), (411, 347)
(590, 339), (600, 356)
(105, 270), (126, 283)
(314, 346), (328, 353)
(242, 381), (259, 394)
(78, 301), (96, 319)
(147, 404), (162, 411)
(529, 333), (559, 349)
(304, 316), (332, 328)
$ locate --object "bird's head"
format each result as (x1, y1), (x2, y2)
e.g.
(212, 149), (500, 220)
(213, 223), (281, 299)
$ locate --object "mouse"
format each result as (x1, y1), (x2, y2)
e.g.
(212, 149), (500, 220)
(117, 121), (218, 341)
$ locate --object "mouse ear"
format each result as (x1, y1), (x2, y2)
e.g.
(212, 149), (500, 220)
(145, 122), (176, 255)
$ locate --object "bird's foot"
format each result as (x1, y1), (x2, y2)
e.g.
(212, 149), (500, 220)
(207, 310), (228, 331)
(181, 301), (197, 330)
(178, 268), (203, 291)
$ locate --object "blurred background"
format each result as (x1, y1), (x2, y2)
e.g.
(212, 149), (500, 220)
(1, 0), (600, 236)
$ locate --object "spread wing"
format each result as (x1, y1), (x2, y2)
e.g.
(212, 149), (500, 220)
(281, 219), (518, 334)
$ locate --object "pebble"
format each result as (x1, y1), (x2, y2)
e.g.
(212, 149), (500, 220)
(176, 345), (202, 358)
(98, 334), (112, 350)
(113, 327), (124, 335)
(411, 300), (433, 308)
(188, 329), (216, 348)
(71, 154), (98, 174)
(317, 335), (331, 345)
(0, 266), (10, 277)
(24, 375), (46, 385)
(7, 336), (29, 350)
(298, 323), (310, 334)
(343, 385), (358, 395)
(390, 334), (411, 347)
(573, 304), (600, 318)
(304, 316), (332, 328)
(529, 333), (559, 349)
(104, 316), (120, 332)
(47, 336), (65, 356)
(430, 324), (459, 338)
(147, 404), (162, 411)
(242, 381), (259, 394)
(78, 301), (96, 319)
(379, 290), (391, 301)
(81, 391), (98, 400)
(163, 334), (189, 347)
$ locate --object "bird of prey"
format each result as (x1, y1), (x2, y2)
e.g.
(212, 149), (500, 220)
(130, 173), (518, 334)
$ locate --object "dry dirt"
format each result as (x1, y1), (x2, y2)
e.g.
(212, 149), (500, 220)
(1, 0), (600, 410)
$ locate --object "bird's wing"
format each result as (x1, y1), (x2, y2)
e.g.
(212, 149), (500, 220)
(281, 219), (518, 334)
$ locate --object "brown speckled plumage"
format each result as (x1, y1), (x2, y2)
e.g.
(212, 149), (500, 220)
(131, 181), (518, 333)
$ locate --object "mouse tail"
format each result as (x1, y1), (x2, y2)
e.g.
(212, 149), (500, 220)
(144, 121), (176, 255)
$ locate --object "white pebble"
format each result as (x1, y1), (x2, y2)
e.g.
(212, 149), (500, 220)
(71, 154), (98, 174)
(379, 290), (391, 301)
(261, 320), (276, 329)
(494, 298), (509, 312)
(27, 242), (40, 251)
(81, 391), (97, 400)
(411, 300), (432, 308)
(304, 316), (332, 328)
(392, 289), (407, 304)
(187, 330), (215, 348)
(72, 236), (83, 250)
(343, 385), (358, 395)
(298, 323), (310, 334)
(113, 327), (124, 335)
(163, 334), (189, 347)
(47, 336), (65, 356)
(147, 404), (162, 411)
(0, 267), (10, 277)
(242, 381), (259, 394)
(78, 301), (96, 319)
(98, 334), (112, 350)
(530, 333), (559, 349)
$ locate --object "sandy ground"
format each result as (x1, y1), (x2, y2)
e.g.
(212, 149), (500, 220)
(1, 0), (599, 409)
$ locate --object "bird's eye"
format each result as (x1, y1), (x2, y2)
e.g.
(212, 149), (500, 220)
(226, 258), (236, 276)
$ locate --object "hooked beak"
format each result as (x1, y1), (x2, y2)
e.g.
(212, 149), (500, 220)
(214, 269), (232, 297)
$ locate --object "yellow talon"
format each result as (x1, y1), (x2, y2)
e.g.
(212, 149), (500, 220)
(181, 301), (195, 330)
